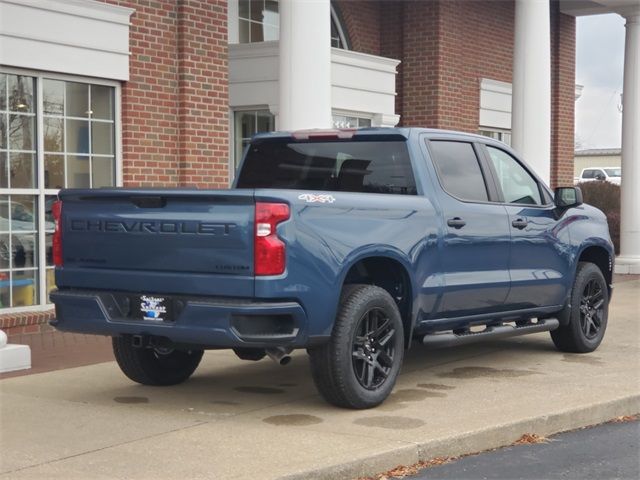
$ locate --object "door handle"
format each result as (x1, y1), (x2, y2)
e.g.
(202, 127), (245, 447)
(512, 218), (528, 230)
(447, 217), (466, 229)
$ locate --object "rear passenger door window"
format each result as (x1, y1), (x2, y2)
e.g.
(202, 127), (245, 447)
(428, 141), (489, 202)
(486, 147), (542, 205)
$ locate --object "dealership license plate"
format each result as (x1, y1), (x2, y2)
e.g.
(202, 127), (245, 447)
(137, 295), (173, 322)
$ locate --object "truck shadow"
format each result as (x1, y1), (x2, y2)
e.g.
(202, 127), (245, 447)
(98, 336), (563, 413)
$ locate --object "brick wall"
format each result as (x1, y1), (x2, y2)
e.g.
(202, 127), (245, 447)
(104, 0), (229, 188)
(334, 0), (381, 55)
(0, 309), (55, 338)
(550, 1), (577, 188)
(379, 0), (404, 116)
(388, 0), (514, 131)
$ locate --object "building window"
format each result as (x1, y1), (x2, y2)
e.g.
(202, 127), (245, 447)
(479, 128), (511, 146)
(233, 109), (275, 170)
(332, 114), (371, 129)
(0, 70), (118, 311)
(330, 4), (348, 49)
(238, 0), (279, 43)
(235, 0), (349, 49)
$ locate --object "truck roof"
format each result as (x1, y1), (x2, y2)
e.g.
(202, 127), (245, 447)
(251, 127), (495, 144)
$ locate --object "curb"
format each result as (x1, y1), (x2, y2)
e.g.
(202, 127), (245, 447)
(280, 394), (640, 480)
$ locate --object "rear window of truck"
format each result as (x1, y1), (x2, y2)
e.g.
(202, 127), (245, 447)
(236, 140), (417, 195)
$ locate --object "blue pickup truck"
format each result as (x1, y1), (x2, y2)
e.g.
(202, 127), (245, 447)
(50, 128), (614, 409)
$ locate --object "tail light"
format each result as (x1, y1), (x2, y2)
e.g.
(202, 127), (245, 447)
(254, 202), (290, 276)
(52, 200), (63, 267)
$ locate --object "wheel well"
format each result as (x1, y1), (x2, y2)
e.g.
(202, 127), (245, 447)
(343, 257), (413, 346)
(578, 246), (613, 292)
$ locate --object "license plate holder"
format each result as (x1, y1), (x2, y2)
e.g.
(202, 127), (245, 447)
(135, 294), (173, 322)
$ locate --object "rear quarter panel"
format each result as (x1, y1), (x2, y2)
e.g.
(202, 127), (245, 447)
(254, 189), (441, 341)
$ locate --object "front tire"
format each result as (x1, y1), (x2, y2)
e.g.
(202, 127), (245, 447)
(551, 262), (609, 353)
(112, 336), (204, 386)
(308, 284), (405, 409)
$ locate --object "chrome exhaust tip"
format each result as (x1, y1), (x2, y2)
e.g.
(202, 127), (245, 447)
(265, 347), (293, 366)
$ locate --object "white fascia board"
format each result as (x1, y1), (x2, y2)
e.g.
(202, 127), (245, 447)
(1, 0), (134, 25)
(480, 78), (513, 129)
(480, 78), (513, 95)
(229, 41), (400, 120)
(0, 0), (133, 81)
(331, 47), (400, 74)
(229, 41), (279, 60)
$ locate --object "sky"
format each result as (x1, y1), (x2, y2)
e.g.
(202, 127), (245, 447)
(575, 14), (626, 150)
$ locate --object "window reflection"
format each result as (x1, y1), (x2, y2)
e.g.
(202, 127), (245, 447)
(1, 72), (117, 309)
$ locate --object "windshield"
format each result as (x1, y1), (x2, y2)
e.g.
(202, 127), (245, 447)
(237, 140), (417, 195)
(604, 168), (621, 177)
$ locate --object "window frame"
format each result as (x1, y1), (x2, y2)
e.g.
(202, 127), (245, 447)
(476, 142), (554, 209)
(330, 4), (350, 50)
(331, 110), (372, 129)
(229, 107), (275, 182)
(231, 0), (351, 49)
(0, 66), (122, 313)
(478, 127), (512, 146)
(424, 138), (499, 205)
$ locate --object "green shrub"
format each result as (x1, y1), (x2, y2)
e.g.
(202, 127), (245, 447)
(578, 181), (620, 254)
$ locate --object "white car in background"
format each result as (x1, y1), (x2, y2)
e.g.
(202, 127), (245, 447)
(575, 167), (621, 186)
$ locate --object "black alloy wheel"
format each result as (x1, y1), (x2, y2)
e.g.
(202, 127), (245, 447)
(551, 262), (609, 353)
(579, 278), (605, 340)
(351, 307), (397, 390)
(308, 284), (405, 409)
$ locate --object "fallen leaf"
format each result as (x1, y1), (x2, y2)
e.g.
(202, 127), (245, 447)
(610, 414), (638, 423)
(513, 433), (548, 445)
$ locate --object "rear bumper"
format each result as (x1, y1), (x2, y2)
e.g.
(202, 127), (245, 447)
(50, 289), (310, 348)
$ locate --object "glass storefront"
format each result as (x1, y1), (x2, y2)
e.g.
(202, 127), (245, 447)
(0, 71), (118, 310)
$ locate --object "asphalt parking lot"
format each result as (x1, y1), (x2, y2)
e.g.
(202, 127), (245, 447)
(410, 419), (639, 480)
(1, 277), (638, 480)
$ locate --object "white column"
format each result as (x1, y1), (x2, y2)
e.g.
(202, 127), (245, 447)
(278, 0), (332, 130)
(617, 14), (640, 274)
(511, 0), (551, 185)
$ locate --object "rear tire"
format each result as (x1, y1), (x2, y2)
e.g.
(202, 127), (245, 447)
(112, 336), (203, 386)
(308, 284), (404, 409)
(551, 262), (609, 353)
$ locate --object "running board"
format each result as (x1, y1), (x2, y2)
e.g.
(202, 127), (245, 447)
(421, 319), (560, 349)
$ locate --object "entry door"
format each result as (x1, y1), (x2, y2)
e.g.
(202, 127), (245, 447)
(427, 140), (511, 318)
(483, 145), (571, 309)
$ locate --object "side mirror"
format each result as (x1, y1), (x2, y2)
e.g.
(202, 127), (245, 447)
(554, 186), (583, 208)
(595, 173), (606, 181)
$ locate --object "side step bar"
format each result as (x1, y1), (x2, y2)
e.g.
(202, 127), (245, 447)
(421, 319), (560, 349)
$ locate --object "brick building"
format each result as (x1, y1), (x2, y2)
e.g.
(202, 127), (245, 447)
(0, 0), (639, 361)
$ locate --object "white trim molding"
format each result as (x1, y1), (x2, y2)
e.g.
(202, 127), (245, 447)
(0, 0), (134, 81)
(229, 42), (400, 130)
(479, 78), (513, 131)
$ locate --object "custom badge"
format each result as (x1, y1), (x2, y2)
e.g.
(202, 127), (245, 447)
(140, 295), (167, 321)
(298, 193), (336, 204)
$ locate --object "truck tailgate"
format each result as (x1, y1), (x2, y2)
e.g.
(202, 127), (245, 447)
(56, 189), (255, 297)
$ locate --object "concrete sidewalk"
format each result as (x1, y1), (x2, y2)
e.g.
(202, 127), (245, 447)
(1, 279), (638, 480)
